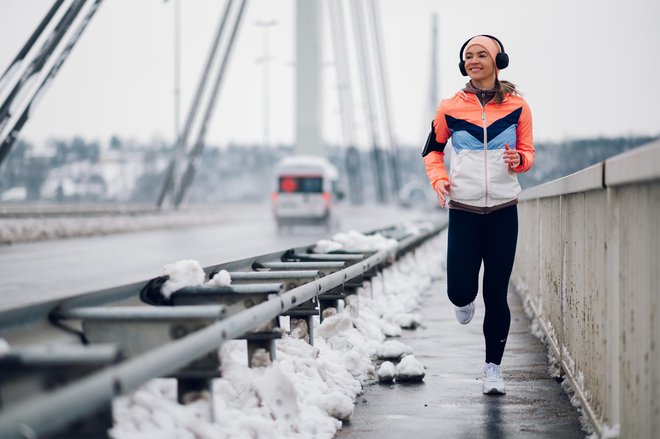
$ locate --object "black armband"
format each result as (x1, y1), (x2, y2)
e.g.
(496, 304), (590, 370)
(421, 121), (446, 157)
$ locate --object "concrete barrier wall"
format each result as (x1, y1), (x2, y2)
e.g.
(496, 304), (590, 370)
(512, 140), (660, 438)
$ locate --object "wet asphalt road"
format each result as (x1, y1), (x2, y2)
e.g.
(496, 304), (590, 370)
(0, 204), (440, 311)
(336, 280), (586, 439)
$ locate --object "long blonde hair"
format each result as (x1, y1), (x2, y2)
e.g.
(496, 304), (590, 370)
(494, 79), (519, 104)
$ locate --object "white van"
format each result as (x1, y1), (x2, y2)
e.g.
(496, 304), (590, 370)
(272, 155), (343, 231)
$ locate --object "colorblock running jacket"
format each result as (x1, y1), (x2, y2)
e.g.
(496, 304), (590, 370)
(422, 90), (535, 209)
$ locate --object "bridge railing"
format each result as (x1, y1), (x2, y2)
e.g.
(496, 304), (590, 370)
(513, 139), (660, 438)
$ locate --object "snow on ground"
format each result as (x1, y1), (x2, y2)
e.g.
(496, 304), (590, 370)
(110, 228), (446, 439)
(377, 361), (396, 382)
(394, 355), (426, 382)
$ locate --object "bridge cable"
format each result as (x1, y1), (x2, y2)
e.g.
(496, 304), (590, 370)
(367, 0), (402, 198)
(326, 0), (364, 205)
(0, 0), (102, 168)
(156, 0), (234, 208)
(0, 0), (65, 98)
(348, 0), (388, 204)
(172, 0), (248, 207)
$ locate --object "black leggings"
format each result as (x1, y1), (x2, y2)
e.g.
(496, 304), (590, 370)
(446, 205), (518, 365)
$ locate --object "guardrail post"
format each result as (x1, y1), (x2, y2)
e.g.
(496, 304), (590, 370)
(52, 306), (226, 406)
(319, 285), (345, 321)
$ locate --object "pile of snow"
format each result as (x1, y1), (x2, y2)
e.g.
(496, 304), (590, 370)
(394, 355), (426, 382)
(376, 340), (413, 360)
(160, 261), (232, 299)
(111, 230), (446, 438)
(207, 270), (232, 287)
(312, 230), (398, 253)
(375, 355), (425, 384)
(313, 240), (344, 254)
(377, 362), (396, 382)
(160, 260), (206, 299)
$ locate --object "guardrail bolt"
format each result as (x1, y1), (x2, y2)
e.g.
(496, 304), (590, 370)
(170, 325), (189, 339)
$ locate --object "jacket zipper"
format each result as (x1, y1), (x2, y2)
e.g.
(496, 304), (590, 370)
(477, 95), (489, 207)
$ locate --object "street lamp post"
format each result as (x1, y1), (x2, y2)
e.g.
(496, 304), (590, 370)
(255, 20), (277, 148)
(173, 0), (181, 142)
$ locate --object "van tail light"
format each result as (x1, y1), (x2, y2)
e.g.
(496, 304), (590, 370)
(272, 192), (279, 205)
(322, 191), (331, 208)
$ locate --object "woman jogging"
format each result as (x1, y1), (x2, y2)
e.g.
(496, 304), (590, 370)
(422, 34), (535, 394)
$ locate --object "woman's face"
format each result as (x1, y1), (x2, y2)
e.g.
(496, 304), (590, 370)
(464, 45), (496, 84)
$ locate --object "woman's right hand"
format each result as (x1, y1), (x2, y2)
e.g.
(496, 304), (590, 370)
(434, 180), (450, 208)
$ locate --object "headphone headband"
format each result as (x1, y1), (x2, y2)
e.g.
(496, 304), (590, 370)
(459, 34), (506, 60)
(458, 34), (509, 76)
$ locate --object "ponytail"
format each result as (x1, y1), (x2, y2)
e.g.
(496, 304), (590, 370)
(494, 79), (519, 104)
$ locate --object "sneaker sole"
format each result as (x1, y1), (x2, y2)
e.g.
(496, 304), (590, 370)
(483, 386), (506, 395)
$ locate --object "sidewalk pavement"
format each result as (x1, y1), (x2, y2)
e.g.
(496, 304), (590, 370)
(336, 280), (586, 439)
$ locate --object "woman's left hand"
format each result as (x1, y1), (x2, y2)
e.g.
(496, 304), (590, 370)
(503, 144), (521, 169)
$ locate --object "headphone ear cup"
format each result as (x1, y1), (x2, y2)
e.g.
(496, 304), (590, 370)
(496, 53), (509, 70)
(459, 60), (468, 76)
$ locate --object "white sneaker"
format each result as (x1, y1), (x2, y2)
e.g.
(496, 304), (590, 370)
(454, 302), (475, 324)
(482, 362), (506, 395)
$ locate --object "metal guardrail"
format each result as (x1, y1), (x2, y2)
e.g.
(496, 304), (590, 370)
(0, 220), (446, 438)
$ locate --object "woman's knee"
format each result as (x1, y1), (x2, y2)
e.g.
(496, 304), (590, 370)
(447, 286), (477, 307)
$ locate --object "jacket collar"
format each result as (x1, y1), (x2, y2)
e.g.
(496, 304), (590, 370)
(463, 81), (496, 106)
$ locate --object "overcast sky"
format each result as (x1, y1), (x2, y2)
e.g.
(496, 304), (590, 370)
(1, 0), (659, 151)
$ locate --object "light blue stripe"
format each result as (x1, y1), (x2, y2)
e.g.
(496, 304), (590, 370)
(487, 125), (517, 150)
(451, 130), (484, 155)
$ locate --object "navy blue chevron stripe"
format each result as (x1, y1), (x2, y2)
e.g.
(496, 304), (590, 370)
(445, 114), (483, 142)
(487, 107), (522, 143)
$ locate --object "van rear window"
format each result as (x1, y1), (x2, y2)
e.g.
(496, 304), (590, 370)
(279, 176), (323, 193)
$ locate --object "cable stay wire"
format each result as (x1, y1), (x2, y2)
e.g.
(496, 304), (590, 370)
(367, 0), (401, 197)
(0, 0), (103, 168)
(326, 0), (364, 205)
(0, 0), (86, 140)
(156, 0), (234, 209)
(172, 0), (248, 208)
(0, 0), (65, 98)
(349, 0), (388, 204)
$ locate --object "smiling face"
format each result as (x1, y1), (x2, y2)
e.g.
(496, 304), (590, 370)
(464, 44), (497, 88)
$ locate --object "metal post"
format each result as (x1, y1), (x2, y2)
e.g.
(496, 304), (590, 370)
(428, 13), (439, 118)
(173, 0), (181, 143)
(255, 20), (277, 148)
(295, 0), (323, 156)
